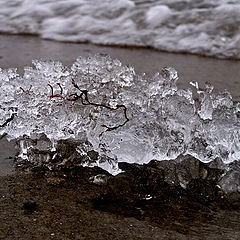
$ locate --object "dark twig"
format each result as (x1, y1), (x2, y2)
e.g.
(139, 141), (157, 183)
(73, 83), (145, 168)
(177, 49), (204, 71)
(20, 85), (32, 93)
(20, 87), (25, 92)
(0, 133), (7, 140)
(48, 84), (54, 96)
(71, 80), (129, 136)
(80, 90), (112, 110)
(48, 83), (63, 100)
(0, 114), (16, 128)
(101, 105), (129, 131)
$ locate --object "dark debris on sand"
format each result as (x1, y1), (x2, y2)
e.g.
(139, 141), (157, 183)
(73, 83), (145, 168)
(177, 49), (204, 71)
(0, 156), (240, 240)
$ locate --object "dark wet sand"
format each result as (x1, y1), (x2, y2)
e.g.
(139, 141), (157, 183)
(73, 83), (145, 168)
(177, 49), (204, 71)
(0, 139), (16, 176)
(0, 165), (239, 240)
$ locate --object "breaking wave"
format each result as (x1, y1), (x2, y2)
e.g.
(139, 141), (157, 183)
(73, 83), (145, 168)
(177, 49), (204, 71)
(1, 0), (240, 59)
(0, 55), (240, 174)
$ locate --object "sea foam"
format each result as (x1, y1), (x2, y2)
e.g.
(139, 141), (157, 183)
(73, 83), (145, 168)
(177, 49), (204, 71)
(0, 0), (240, 58)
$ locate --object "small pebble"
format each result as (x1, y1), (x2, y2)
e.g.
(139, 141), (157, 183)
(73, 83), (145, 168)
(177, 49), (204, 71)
(23, 201), (37, 211)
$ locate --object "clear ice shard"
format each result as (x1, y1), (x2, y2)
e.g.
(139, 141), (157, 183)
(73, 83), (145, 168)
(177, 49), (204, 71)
(0, 55), (240, 174)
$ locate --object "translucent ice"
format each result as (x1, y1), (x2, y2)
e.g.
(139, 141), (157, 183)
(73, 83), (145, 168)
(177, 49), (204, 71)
(0, 55), (240, 174)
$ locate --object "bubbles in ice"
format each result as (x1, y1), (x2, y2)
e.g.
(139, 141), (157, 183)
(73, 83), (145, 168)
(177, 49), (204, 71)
(0, 55), (240, 174)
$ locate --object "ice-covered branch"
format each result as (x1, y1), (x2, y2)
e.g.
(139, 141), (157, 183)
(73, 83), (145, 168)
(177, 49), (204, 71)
(0, 55), (239, 174)
(69, 80), (129, 135)
(0, 114), (16, 128)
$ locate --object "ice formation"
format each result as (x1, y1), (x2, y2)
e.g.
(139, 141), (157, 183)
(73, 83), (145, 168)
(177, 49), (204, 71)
(1, 0), (240, 59)
(0, 55), (240, 174)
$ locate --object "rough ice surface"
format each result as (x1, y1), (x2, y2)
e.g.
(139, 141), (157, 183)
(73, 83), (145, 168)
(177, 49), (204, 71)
(0, 55), (240, 175)
(1, 0), (240, 59)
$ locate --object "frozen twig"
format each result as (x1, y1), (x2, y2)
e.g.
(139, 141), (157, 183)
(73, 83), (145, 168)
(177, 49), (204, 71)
(0, 114), (16, 128)
(0, 133), (7, 140)
(70, 80), (130, 135)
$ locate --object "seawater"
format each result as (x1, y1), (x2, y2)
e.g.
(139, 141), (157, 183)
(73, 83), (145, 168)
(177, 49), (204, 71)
(0, 0), (240, 59)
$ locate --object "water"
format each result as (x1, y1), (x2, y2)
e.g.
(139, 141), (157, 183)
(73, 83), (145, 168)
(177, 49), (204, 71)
(0, 55), (240, 177)
(1, 0), (240, 59)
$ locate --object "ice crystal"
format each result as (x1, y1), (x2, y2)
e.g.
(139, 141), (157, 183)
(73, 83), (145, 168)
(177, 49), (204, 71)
(0, 55), (240, 174)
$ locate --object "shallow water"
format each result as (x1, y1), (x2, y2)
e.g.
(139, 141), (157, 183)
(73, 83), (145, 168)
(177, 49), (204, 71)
(1, 0), (240, 59)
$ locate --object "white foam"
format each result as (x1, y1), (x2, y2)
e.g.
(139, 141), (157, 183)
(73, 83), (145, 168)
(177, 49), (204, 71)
(0, 0), (240, 58)
(146, 5), (172, 28)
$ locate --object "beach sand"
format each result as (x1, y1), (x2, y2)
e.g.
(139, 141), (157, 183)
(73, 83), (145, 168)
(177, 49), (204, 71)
(0, 34), (240, 239)
(1, 166), (239, 240)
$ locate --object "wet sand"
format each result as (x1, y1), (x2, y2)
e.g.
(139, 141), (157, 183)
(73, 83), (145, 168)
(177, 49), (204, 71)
(0, 163), (239, 240)
(0, 139), (16, 176)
